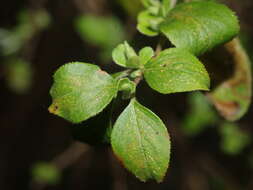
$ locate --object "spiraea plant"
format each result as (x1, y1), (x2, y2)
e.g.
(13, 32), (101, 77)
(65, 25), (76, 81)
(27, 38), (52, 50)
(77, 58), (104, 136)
(48, 0), (251, 182)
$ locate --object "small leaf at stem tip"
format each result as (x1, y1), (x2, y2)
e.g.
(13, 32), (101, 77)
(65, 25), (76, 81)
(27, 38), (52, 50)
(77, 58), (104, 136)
(126, 56), (141, 69)
(137, 10), (163, 37)
(48, 62), (117, 123)
(111, 99), (171, 182)
(111, 70), (130, 79)
(112, 41), (137, 68)
(144, 48), (210, 94)
(117, 78), (136, 94)
(160, 1), (240, 55)
(139, 46), (154, 65)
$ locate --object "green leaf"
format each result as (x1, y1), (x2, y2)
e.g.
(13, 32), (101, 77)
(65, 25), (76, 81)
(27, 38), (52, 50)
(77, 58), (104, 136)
(144, 48), (210, 94)
(137, 10), (164, 37)
(32, 162), (61, 185)
(48, 62), (117, 123)
(118, 78), (136, 94)
(112, 44), (127, 67)
(112, 41), (138, 68)
(126, 56), (141, 69)
(219, 122), (251, 155)
(117, 78), (136, 99)
(111, 70), (130, 79)
(111, 99), (170, 182)
(75, 15), (124, 48)
(208, 39), (252, 121)
(160, 1), (240, 55)
(139, 46), (154, 65)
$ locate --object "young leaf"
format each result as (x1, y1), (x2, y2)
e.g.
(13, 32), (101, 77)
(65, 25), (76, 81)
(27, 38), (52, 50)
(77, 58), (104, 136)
(160, 1), (240, 55)
(126, 56), (141, 69)
(144, 48), (210, 94)
(118, 78), (136, 94)
(137, 10), (164, 37)
(111, 70), (131, 79)
(139, 46), (154, 65)
(112, 41), (137, 68)
(111, 99), (170, 182)
(208, 39), (252, 121)
(117, 78), (136, 99)
(48, 62), (117, 123)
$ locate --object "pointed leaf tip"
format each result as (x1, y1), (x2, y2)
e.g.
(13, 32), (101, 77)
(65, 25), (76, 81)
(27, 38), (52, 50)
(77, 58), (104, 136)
(111, 99), (171, 182)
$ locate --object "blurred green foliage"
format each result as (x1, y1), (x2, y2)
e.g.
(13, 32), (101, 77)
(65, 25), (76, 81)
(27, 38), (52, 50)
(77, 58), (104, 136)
(31, 162), (61, 185)
(0, 9), (50, 94)
(219, 122), (251, 155)
(182, 92), (218, 136)
(5, 58), (33, 94)
(75, 15), (125, 61)
(182, 92), (251, 156)
(116, 0), (143, 17)
(0, 10), (50, 56)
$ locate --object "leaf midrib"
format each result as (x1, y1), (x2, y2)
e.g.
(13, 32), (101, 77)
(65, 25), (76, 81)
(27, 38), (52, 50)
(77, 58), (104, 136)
(132, 102), (155, 180)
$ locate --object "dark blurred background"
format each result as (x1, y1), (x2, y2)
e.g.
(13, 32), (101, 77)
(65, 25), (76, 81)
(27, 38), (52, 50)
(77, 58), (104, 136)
(0, 0), (253, 190)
